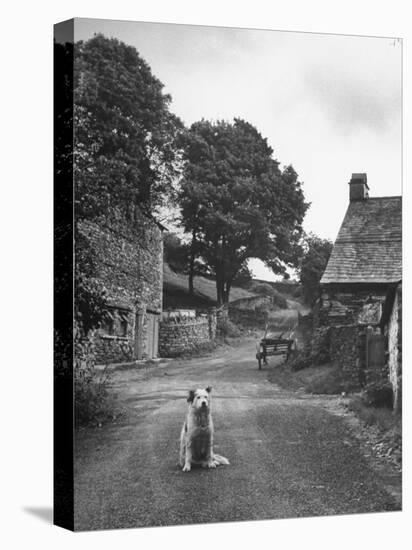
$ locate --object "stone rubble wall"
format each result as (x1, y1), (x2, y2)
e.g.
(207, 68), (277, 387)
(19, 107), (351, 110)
(228, 296), (271, 329)
(328, 324), (367, 390)
(318, 284), (390, 391)
(159, 310), (217, 357)
(319, 287), (387, 327)
(77, 207), (163, 363)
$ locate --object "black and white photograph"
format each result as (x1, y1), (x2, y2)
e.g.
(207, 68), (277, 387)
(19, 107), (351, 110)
(53, 16), (403, 533)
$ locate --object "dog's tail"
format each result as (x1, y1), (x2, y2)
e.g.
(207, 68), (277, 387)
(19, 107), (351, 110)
(213, 453), (230, 465)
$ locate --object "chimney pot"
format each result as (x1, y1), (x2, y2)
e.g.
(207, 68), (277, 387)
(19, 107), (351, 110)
(349, 173), (369, 201)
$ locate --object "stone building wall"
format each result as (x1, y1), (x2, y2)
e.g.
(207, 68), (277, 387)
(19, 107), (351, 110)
(319, 286), (387, 327)
(159, 310), (217, 357)
(77, 207), (163, 364)
(328, 325), (367, 390)
(318, 284), (388, 390)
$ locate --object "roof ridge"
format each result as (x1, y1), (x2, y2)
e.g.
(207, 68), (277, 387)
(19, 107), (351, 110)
(336, 238), (402, 243)
(362, 196), (402, 200)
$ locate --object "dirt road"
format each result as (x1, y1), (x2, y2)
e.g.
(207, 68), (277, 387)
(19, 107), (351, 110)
(74, 339), (399, 531)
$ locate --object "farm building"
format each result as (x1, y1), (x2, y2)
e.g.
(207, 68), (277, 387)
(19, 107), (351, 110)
(77, 206), (163, 363)
(319, 173), (402, 408)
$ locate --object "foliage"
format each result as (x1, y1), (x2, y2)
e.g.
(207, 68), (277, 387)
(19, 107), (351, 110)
(248, 281), (288, 309)
(298, 233), (333, 305)
(290, 327), (330, 371)
(178, 118), (309, 305)
(75, 273), (108, 335)
(75, 229), (107, 334)
(74, 34), (183, 220)
(364, 381), (394, 408)
(232, 264), (253, 288)
(217, 317), (241, 338)
(74, 325), (117, 427)
(163, 232), (189, 273)
(348, 396), (401, 444)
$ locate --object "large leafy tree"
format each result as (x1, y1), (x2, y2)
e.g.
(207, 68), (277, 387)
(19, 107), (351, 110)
(299, 233), (333, 305)
(179, 119), (309, 305)
(74, 34), (183, 219)
(72, 35), (183, 333)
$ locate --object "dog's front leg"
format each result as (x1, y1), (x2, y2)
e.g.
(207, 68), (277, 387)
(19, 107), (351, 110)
(207, 435), (217, 468)
(182, 444), (192, 472)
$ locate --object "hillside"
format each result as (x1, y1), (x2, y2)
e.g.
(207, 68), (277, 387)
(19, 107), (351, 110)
(163, 263), (256, 309)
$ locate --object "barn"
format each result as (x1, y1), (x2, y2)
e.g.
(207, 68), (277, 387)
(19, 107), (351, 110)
(318, 173), (402, 409)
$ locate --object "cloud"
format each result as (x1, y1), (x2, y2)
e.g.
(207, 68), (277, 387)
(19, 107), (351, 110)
(304, 65), (401, 135)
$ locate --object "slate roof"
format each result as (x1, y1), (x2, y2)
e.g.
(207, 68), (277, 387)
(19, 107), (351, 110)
(321, 196), (402, 284)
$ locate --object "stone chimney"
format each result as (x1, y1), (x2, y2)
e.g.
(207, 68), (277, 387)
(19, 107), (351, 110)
(349, 173), (369, 201)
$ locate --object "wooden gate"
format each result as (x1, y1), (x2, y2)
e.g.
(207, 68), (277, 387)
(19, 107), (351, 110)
(145, 312), (159, 359)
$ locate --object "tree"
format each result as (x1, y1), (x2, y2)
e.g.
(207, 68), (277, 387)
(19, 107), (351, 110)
(73, 34), (183, 220)
(72, 35), (184, 332)
(163, 232), (189, 273)
(232, 263), (253, 288)
(299, 234), (333, 305)
(179, 119), (309, 305)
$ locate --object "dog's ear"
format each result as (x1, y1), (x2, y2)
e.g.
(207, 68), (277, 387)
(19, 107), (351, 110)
(187, 390), (195, 403)
(205, 386), (212, 394)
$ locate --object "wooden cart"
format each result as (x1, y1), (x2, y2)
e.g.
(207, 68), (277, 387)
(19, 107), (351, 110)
(256, 336), (294, 369)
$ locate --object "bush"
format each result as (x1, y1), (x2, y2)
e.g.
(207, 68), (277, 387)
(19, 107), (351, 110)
(248, 281), (288, 309)
(291, 285), (303, 299)
(348, 395), (400, 433)
(272, 290), (288, 309)
(364, 381), (394, 408)
(74, 328), (117, 427)
(217, 317), (241, 338)
(289, 327), (330, 371)
(289, 348), (312, 371)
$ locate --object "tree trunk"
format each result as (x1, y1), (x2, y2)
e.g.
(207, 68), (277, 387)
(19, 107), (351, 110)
(188, 229), (196, 296)
(215, 268), (224, 306)
(224, 280), (231, 305)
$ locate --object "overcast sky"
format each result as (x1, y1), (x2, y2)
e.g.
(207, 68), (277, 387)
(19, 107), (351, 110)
(75, 18), (402, 281)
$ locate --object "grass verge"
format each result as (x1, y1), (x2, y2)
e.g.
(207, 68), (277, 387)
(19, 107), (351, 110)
(267, 361), (350, 394)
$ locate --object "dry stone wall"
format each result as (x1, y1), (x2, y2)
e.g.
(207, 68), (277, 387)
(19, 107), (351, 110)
(159, 310), (217, 357)
(328, 325), (366, 390)
(228, 296), (271, 329)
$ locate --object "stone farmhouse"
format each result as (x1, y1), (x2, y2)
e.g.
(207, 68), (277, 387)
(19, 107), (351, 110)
(319, 173), (402, 410)
(78, 206), (163, 363)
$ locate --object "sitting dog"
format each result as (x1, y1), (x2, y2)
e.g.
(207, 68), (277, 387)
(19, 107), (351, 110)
(179, 386), (230, 472)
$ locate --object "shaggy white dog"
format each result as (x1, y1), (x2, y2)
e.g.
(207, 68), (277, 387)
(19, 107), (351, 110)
(179, 386), (230, 472)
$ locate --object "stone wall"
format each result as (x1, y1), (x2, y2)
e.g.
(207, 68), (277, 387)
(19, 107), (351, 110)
(94, 306), (134, 364)
(229, 295), (272, 311)
(318, 284), (389, 390)
(228, 307), (268, 329)
(228, 296), (271, 329)
(328, 325), (366, 390)
(159, 310), (217, 357)
(77, 207), (163, 363)
(319, 285), (387, 327)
